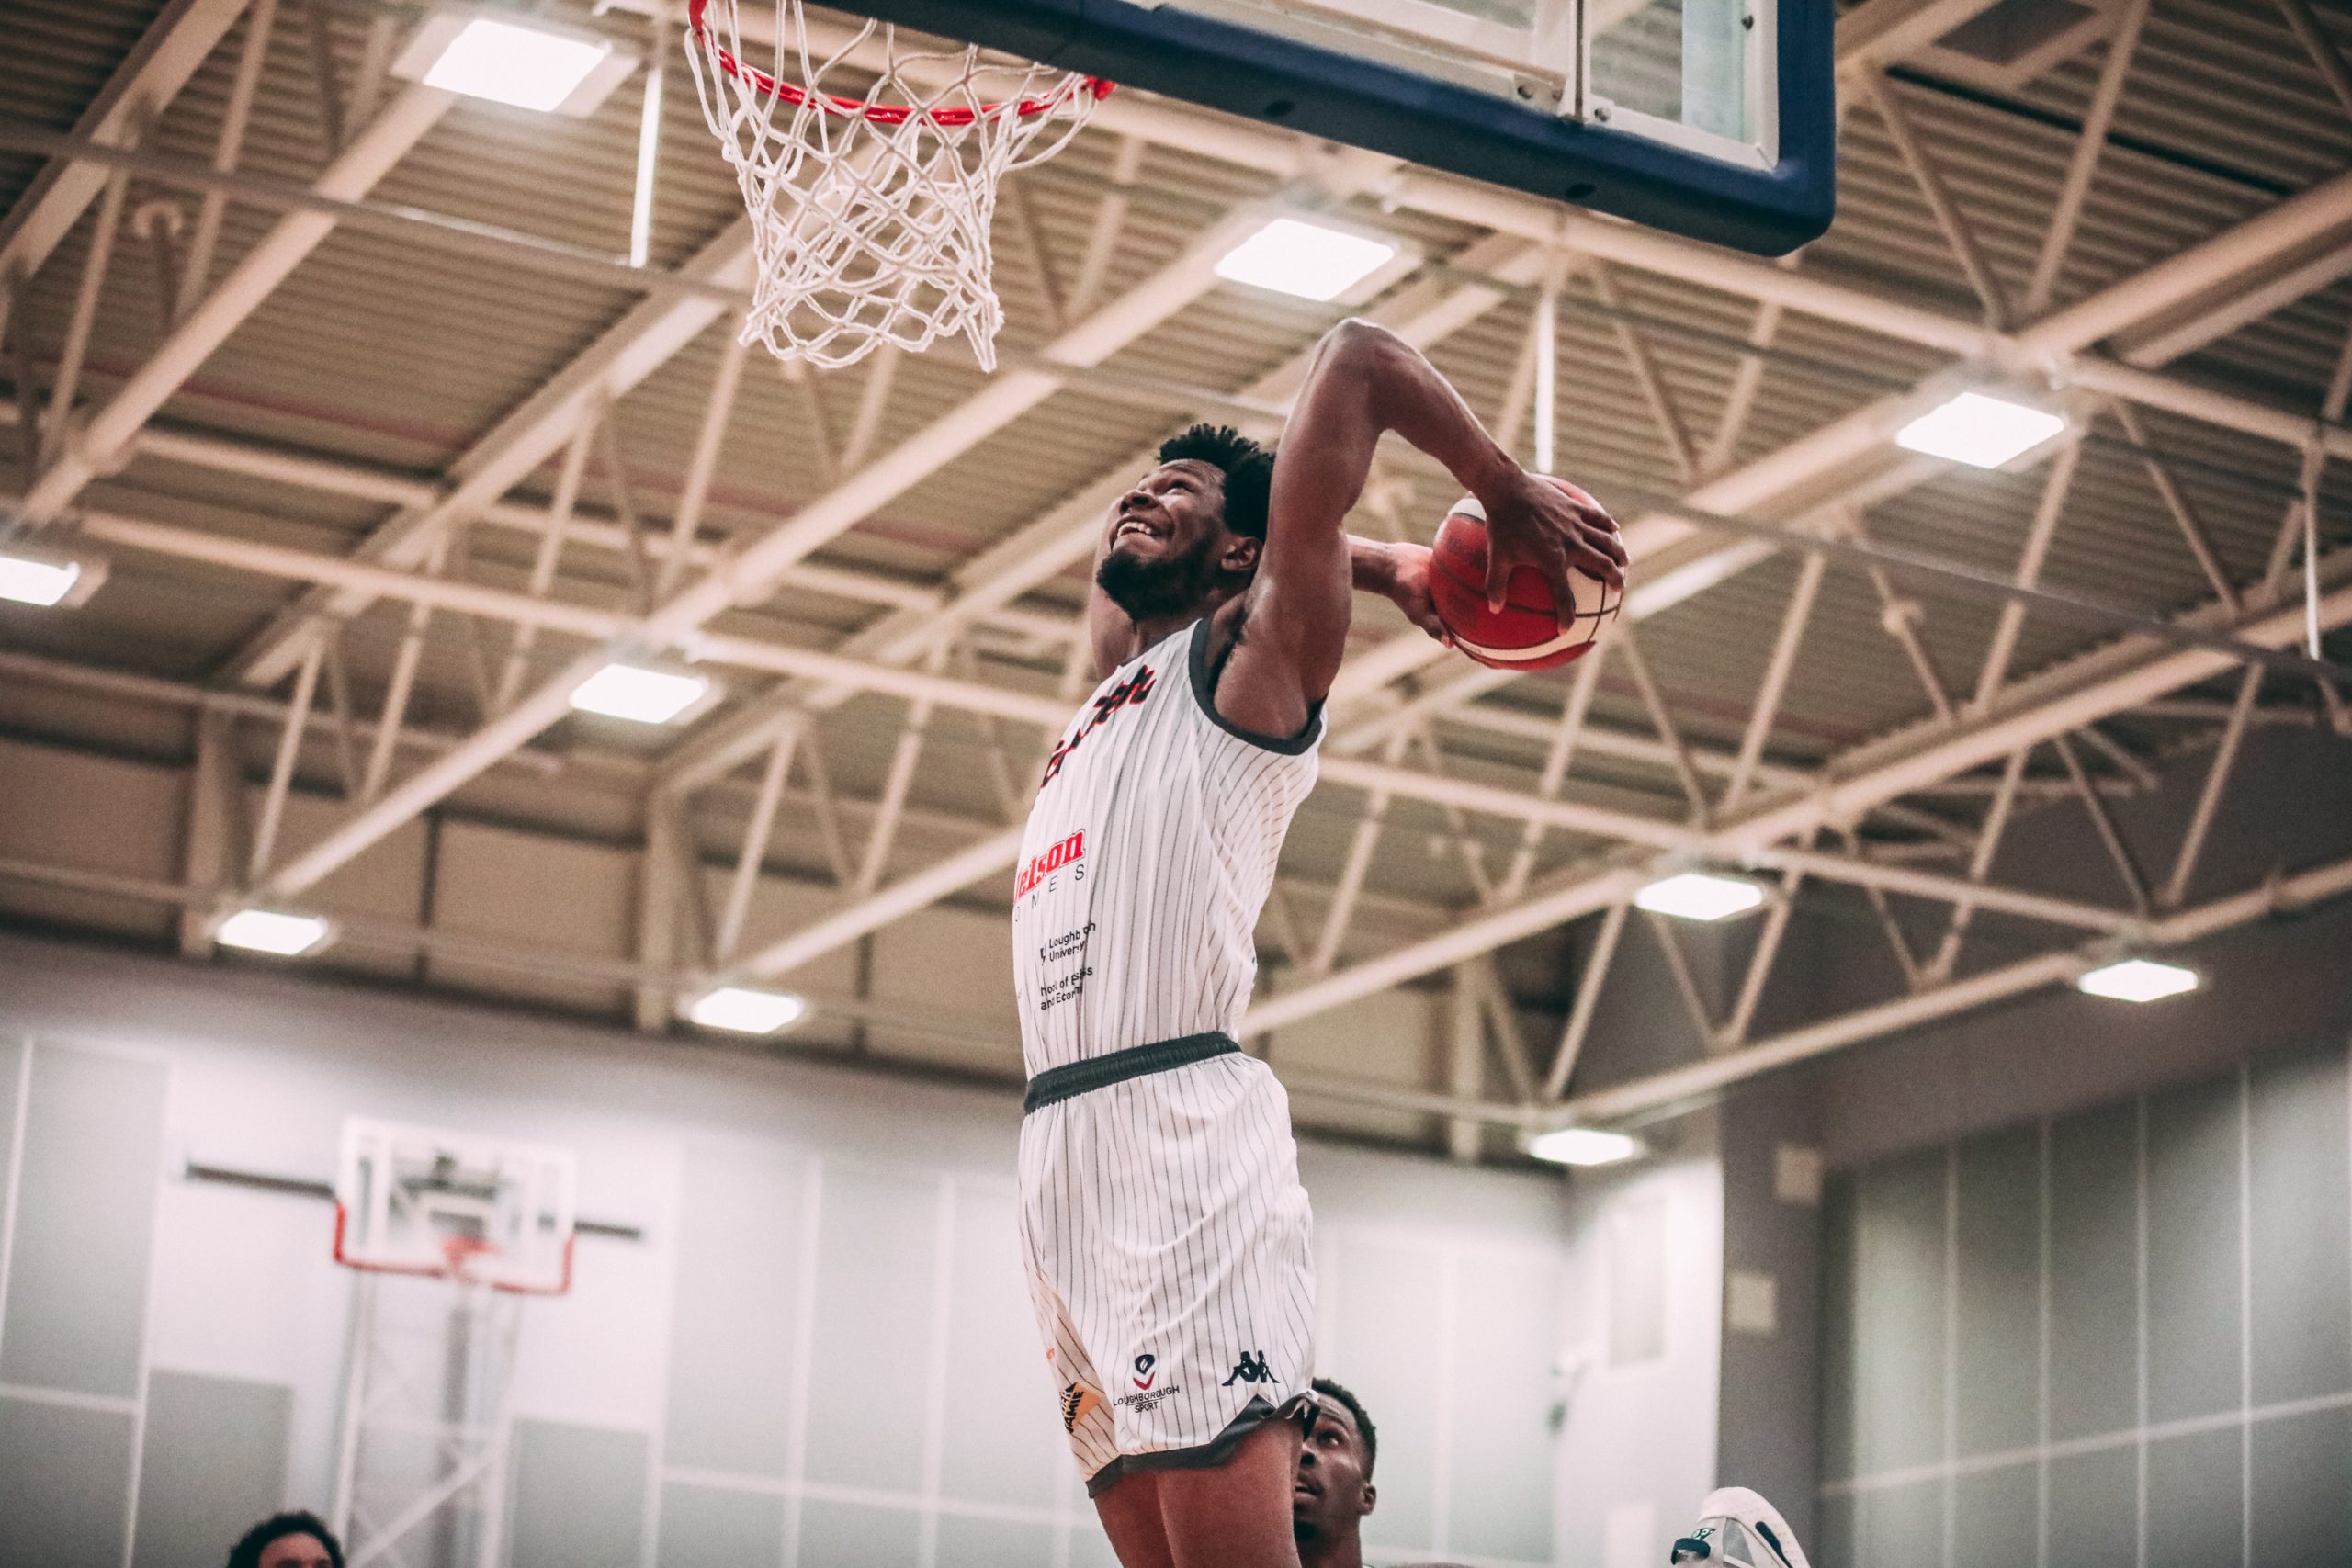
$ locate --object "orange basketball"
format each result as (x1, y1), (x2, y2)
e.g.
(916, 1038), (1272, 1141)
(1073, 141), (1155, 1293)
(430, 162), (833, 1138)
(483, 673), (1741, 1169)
(1430, 482), (1623, 671)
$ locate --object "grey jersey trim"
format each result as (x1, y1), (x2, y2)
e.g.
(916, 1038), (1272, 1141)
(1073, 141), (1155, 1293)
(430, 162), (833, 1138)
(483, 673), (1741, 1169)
(1186, 614), (1324, 755)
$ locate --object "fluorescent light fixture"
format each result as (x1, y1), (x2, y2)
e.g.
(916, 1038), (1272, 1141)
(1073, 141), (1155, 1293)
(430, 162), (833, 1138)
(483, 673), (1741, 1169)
(688, 986), (808, 1035)
(215, 908), (334, 957)
(1216, 217), (1401, 302)
(2077, 957), (2199, 1003)
(0, 544), (107, 607)
(1894, 390), (2067, 468)
(394, 12), (638, 117)
(1634, 871), (1767, 921)
(569, 662), (712, 725)
(1529, 1127), (1645, 1167)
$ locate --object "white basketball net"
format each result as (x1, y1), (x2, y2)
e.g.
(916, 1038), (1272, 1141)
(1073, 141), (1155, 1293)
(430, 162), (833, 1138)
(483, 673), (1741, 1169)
(685, 0), (1107, 371)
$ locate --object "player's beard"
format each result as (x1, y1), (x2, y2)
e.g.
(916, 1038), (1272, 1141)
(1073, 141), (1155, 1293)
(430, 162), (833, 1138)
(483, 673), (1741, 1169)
(1096, 530), (1221, 622)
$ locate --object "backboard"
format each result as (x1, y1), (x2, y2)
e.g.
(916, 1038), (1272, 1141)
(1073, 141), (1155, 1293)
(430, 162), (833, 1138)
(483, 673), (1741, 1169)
(334, 1118), (578, 1294)
(843, 0), (1834, 254)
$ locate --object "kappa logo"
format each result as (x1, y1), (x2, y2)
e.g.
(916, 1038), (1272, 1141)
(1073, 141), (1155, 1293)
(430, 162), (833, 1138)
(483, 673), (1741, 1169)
(1131, 1352), (1157, 1391)
(1040, 665), (1157, 787)
(1222, 1350), (1274, 1387)
(1059, 1382), (1101, 1434)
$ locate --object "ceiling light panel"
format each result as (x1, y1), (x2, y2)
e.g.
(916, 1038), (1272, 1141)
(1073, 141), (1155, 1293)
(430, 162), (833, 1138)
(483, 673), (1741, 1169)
(1634, 872), (1768, 921)
(1894, 390), (2067, 468)
(1215, 218), (1402, 302)
(688, 986), (808, 1034)
(570, 663), (713, 725)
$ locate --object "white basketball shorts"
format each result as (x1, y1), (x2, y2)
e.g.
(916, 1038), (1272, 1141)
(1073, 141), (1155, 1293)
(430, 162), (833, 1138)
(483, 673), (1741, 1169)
(1016, 1034), (1317, 1494)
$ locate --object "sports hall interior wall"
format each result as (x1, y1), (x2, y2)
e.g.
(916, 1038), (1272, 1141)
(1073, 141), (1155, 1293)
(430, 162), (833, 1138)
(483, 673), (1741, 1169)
(1813, 1024), (2352, 1568)
(1706, 716), (2352, 1562)
(0, 930), (1623, 1568)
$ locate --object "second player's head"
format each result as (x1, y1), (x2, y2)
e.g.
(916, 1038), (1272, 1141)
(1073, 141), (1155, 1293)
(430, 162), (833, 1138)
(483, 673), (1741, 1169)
(1295, 1377), (1379, 1558)
(1097, 423), (1273, 623)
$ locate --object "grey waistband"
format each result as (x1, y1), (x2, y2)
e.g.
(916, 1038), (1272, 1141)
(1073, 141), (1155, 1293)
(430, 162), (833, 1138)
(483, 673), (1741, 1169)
(1023, 1032), (1241, 1113)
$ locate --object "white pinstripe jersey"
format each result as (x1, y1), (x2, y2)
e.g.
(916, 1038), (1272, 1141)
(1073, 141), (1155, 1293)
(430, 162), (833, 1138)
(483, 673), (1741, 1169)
(1012, 615), (1322, 1077)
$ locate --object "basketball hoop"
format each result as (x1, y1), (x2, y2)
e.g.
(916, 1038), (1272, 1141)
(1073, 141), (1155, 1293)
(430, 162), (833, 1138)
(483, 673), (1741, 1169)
(333, 1119), (577, 1296)
(684, 0), (1111, 371)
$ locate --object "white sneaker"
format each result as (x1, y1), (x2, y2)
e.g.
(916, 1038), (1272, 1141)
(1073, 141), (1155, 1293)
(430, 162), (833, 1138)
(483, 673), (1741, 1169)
(1669, 1487), (1813, 1568)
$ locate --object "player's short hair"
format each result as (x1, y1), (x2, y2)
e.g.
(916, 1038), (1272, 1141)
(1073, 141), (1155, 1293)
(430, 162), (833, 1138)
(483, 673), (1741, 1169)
(1312, 1376), (1378, 1476)
(1159, 423), (1273, 541)
(226, 1511), (344, 1568)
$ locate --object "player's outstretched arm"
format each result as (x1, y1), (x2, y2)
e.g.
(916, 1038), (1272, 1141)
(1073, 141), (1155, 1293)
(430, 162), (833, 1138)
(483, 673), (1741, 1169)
(1216, 319), (1623, 739)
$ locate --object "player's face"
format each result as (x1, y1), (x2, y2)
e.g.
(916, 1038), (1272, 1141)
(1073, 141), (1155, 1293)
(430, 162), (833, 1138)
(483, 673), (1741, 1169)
(1292, 1399), (1375, 1546)
(1105, 460), (1225, 565)
(1096, 460), (1242, 620)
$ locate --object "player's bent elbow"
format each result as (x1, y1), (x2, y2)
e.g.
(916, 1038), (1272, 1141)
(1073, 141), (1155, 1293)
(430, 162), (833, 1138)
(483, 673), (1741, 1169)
(1320, 315), (1395, 366)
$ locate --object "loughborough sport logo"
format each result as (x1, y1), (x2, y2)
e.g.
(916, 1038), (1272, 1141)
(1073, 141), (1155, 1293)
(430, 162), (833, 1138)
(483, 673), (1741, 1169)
(1115, 1351), (1180, 1414)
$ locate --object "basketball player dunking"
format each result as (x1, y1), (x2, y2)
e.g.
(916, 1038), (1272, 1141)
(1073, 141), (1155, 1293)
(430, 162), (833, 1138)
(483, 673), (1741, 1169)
(1013, 318), (1624, 1568)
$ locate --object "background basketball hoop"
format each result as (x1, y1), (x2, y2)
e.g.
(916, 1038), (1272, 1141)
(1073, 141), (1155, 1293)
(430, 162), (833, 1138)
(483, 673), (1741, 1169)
(684, 0), (1110, 371)
(333, 1118), (577, 1294)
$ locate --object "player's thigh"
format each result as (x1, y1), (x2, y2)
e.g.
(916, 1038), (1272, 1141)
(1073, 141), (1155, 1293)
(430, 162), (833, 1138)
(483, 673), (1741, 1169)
(1092, 1469), (1175, 1568)
(1155, 1417), (1305, 1568)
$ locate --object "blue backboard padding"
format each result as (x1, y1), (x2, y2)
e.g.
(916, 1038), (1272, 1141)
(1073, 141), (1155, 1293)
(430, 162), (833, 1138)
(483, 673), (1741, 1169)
(845, 0), (1834, 254)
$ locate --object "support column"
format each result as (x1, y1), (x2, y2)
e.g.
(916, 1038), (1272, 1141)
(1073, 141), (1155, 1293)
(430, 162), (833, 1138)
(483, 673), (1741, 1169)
(178, 705), (240, 955)
(635, 792), (684, 1032)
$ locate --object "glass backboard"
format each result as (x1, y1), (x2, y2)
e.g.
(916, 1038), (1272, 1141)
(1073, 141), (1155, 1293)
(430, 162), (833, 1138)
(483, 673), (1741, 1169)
(846, 0), (1832, 253)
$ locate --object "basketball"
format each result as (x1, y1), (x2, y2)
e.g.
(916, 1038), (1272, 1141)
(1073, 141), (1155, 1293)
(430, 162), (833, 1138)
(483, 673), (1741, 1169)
(1430, 481), (1624, 671)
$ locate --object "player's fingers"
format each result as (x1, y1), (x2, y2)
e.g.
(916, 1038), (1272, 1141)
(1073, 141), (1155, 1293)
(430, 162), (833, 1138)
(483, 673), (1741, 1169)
(1578, 507), (1628, 562)
(1538, 547), (1581, 622)
(1485, 546), (1510, 613)
(1596, 521), (1630, 565)
(1573, 539), (1624, 590)
(1573, 520), (1626, 584)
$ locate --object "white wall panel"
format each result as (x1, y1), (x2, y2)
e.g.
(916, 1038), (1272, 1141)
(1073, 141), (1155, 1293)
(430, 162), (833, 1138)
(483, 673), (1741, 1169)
(0, 1043), (168, 1397)
(803, 1167), (938, 1494)
(936, 1179), (1069, 1514)
(663, 1146), (808, 1477)
(1328, 1235), (1447, 1551)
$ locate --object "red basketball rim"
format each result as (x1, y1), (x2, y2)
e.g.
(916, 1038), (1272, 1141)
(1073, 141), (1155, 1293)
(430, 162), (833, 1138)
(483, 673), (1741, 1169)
(686, 0), (1114, 126)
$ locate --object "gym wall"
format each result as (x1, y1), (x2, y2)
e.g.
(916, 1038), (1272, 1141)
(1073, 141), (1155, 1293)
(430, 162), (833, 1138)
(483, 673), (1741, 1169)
(0, 931), (1593, 1568)
(1815, 1029), (2352, 1567)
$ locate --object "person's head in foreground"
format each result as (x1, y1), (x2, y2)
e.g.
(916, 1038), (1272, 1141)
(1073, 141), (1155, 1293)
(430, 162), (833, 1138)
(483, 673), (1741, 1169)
(227, 1511), (343, 1568)
(1095, 423), (1274, 626)
(1295, 1377), (1379, 1563)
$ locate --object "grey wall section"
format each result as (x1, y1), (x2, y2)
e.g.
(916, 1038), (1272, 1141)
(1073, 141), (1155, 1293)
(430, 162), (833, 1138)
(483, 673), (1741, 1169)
(0, 1039), (19, 1293)
(1818, 1031), (2352, 1568)
(2248, 1048), (2352, 1407)
(131, 1371), (293, 1568)
(0, 1394), (137, 1568)
(654, 1483), (783, 1568)
(1714, 1078), (1822, 1545)
(507, 1420), (650, 1568)
(0, 1043), (168, 1396)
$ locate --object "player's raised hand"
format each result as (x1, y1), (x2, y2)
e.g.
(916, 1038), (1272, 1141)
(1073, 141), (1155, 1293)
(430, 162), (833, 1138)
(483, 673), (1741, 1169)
(1478, 469), (1625, 613)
